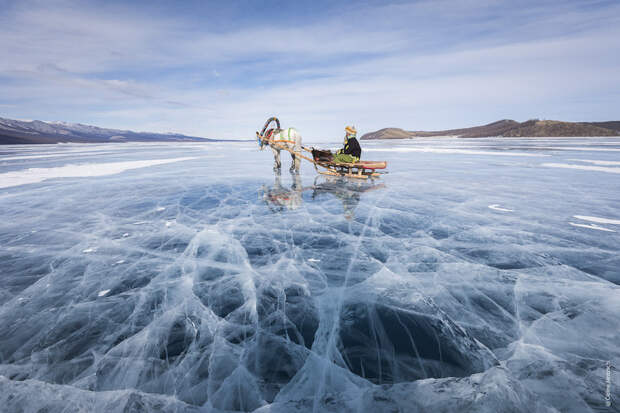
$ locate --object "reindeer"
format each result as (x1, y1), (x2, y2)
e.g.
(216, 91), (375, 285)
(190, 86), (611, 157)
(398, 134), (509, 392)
(256, 117), (302, 173)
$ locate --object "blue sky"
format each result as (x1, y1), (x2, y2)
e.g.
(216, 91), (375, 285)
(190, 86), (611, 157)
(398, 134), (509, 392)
(1, 0), (619, 140)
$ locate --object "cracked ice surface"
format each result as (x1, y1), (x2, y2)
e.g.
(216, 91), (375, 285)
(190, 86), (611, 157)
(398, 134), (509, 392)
(0, 139), (619, 412)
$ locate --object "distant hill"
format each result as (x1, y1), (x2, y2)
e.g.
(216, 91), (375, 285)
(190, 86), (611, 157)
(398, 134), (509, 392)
(0, 117), (219, 144)
(587, 121), (620, 133)
(361, 119), (620, 140)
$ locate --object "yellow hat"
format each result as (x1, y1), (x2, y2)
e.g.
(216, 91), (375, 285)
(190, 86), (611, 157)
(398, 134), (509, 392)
(345, 125), (357, 135)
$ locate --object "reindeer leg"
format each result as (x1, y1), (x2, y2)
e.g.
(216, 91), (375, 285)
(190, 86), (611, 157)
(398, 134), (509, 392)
(272, 147), (281, 171)
(293, 141), (302, 173)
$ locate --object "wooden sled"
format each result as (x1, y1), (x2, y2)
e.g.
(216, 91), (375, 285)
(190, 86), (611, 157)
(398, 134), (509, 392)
(315, 159), (387, 179)
(310, 149), (387, 179)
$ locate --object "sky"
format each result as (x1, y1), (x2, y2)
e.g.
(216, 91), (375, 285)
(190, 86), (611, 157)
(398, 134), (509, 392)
(1, 0), (619, 141)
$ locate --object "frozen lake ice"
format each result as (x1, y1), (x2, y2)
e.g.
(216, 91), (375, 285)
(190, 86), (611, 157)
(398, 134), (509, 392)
(0, 138), (619, 412)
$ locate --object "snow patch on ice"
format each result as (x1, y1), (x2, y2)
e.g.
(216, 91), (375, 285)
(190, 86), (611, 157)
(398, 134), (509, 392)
(488, 204), (514, 212)
(365, 147), (549, 157)
(2, 154), (77, 161)
(552, 147), (620, 152)
(569, 222), (615, 232)
(573, 215), (620, 225)
(1, 151), (117, 161)
(542, 163), (620, 174)
(0, 157), (198, 189)
(567, 159), (620, 166)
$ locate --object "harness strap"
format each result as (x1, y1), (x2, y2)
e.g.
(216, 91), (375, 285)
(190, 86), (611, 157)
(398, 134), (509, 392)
(271, 139), (297, 144)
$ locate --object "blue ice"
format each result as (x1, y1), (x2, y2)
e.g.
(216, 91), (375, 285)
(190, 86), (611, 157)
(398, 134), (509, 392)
(0, 138), (619, 412)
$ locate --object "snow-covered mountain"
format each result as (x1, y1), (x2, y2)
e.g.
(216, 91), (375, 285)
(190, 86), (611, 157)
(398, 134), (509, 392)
(0, 117), (214, 144)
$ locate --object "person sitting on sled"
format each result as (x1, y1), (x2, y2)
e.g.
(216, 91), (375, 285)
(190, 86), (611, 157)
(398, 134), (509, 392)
(333, 125), (361, 163)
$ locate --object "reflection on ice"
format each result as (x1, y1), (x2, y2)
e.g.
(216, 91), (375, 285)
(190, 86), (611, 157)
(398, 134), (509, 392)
(311, 176), (386, 220)
(261, 172), (386, 219)
(261, 172), (304, 211)
(0, 139), (619, 412)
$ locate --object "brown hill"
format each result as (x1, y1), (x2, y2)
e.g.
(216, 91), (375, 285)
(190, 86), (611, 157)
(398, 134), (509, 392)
(503, 120), (619, 137)
(361, 119), (620, 139)
(360, 128), (414, 140)
(588, 121), (620, 132)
